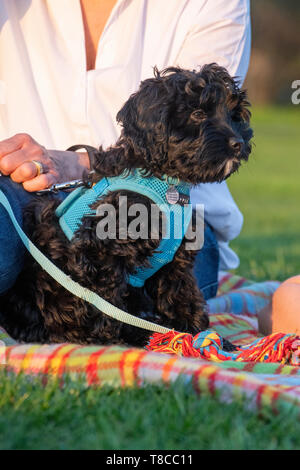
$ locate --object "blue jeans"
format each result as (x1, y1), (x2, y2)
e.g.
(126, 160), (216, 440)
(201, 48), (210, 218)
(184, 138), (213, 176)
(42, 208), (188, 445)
(0, 178), (219, 299)
(193, 223), (219, 300)
(0, 177), (68, 295)
(0, 178), (34, 294)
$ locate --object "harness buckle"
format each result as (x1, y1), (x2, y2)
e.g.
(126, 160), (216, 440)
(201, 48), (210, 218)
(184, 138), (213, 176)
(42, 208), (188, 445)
(36, 171), (95, 195)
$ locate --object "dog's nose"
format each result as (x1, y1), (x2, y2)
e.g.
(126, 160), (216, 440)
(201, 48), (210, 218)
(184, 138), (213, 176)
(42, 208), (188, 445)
(229, 137), (244, 154)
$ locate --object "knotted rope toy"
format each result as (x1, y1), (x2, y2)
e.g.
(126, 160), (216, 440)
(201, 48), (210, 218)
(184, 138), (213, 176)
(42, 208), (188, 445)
(147, 330), (300, 366)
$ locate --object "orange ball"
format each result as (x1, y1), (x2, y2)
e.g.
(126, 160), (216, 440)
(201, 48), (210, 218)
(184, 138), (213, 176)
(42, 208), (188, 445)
(272, 276), (300, 335)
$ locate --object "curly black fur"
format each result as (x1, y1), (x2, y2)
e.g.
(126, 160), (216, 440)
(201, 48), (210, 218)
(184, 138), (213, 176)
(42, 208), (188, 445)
(0, 64), (252, 350)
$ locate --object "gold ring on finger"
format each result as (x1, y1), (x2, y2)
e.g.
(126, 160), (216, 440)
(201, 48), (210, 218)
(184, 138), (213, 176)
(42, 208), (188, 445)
(31, 160), (44, 177)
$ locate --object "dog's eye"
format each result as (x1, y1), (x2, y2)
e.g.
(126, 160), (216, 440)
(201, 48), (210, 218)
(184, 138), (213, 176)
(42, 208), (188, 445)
(190, 109), (206, 123)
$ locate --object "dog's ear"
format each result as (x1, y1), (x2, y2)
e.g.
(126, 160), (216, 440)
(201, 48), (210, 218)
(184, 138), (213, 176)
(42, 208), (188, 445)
(116, 93), (140, 142)
(116, 74), (172, 169)
(236, 88), (252, 123)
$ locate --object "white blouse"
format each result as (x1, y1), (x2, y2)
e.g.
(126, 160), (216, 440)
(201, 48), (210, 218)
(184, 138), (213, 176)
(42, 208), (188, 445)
(0, 0), (251, 270)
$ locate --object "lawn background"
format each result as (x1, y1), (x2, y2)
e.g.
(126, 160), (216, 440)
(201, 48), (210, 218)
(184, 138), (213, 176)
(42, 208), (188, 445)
(229, 106), (300, 282)
(0, 106), (300, 450)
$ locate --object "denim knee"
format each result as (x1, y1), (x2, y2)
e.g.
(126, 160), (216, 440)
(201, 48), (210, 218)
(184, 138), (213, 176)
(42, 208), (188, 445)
(0, 177), (68, 294)
(193, 222), (219, 300)
(0, 179), (31, 294)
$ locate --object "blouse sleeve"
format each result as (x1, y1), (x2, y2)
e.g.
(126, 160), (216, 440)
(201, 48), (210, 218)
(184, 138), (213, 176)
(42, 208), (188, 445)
(175, 0), (251, 270)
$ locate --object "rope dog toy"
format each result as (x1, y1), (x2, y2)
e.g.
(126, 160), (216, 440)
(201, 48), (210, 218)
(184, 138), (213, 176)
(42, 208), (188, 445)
(147, 329), (300, 366)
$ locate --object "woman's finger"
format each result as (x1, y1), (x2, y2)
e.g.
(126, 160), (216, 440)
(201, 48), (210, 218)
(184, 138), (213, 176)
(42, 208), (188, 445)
(0, 133), (24, 159)
(0, 149), (29, 175)
(0, 133), (48, 176)
(22, 172), (57, 192)
(0, 146), (46, 175)
(9, 161), (44, 182)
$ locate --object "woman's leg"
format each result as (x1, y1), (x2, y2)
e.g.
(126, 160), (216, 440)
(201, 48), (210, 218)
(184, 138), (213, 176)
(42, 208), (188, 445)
(193, 222), (219, 300)
(0, 177), (37, 294)
(0, 177), (67, 295)
(271, 276), (300, 334)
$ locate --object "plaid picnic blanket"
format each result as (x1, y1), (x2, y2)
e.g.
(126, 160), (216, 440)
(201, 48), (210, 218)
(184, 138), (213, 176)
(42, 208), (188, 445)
(1, 273), (300, 414)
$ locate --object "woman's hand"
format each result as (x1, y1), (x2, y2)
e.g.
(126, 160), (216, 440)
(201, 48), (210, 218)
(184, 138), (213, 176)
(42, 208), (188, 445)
(0, 133), (90, 192)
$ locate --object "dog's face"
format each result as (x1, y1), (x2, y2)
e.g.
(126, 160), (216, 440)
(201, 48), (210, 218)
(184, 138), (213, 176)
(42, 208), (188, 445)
(116, 64), (253, 184)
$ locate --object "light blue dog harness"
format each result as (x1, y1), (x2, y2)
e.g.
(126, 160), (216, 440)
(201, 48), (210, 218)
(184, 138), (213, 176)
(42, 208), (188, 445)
(55, 170), (192, 288)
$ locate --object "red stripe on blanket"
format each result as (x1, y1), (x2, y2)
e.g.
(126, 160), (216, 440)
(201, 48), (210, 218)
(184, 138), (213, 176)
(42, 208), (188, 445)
(86, 347), (110, 386)
(218, 273), (232, 288)
(43, 345), (67, 374)
(132, 350), (149, 386)
(57, 346), (79, 377)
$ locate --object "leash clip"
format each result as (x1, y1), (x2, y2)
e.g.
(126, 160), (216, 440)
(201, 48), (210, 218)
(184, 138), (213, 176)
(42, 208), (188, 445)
(36, 171), (95, 195)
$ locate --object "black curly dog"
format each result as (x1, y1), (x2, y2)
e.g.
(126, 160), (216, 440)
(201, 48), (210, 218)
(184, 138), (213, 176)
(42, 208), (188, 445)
(0, 64), (253, 348)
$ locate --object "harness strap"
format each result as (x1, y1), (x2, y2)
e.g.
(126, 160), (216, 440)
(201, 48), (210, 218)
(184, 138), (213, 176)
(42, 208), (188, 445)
(0, 189), (171, 334)
(55, 169), (192, 288)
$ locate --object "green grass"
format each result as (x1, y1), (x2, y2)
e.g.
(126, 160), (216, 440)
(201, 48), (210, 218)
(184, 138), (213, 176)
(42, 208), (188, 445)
(1, 106), (300, 450)
(0, 374), (300, 450)
(228, 106), (300, 281)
